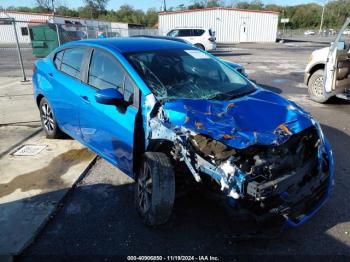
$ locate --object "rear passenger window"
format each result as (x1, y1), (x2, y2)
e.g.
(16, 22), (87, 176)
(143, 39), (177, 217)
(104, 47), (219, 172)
(60, 48), (85, 79)
(193, 29), (205, 36)
(178, 29), (192, 37)
(54, 50), (64, 69)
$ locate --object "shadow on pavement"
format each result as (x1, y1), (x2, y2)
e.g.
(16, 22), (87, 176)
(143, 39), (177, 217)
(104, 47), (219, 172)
(327, 96), (350, 105)
(10, 124), (350, 259)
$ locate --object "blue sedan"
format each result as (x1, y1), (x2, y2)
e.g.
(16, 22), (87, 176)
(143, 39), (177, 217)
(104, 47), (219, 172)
(33, 38), (333, 229)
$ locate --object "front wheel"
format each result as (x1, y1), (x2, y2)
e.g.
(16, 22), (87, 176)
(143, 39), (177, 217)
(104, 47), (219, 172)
(135, 152), (175, 226)
(308, 69), (330, 103)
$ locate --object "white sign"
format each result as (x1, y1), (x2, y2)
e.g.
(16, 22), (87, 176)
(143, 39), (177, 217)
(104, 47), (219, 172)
(281, 18), (289, 23)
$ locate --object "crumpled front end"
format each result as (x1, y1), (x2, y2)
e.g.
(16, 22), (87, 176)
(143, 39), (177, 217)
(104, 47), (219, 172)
(142, 89), (334, 229)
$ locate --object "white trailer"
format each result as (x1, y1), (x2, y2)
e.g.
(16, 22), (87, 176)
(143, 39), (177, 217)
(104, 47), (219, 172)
(159, 7), (279, 44)
(0, 10), (130, 44)
(0, 11), (51, 44)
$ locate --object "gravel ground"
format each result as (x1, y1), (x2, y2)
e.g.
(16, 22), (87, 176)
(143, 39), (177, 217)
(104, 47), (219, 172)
(19, 42), (350, 260)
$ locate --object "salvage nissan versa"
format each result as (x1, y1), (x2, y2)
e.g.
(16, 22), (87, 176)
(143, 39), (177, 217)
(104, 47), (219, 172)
(33, 38), (334, 230)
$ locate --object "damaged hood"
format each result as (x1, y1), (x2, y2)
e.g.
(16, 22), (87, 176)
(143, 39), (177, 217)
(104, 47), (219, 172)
(163, 89), (314, 149)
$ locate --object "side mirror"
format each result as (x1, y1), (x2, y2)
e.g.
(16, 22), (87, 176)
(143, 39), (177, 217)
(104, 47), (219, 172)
(95, 88), (123, 105)
(337, 41), (345, 50)
(331, 41), (345, 50)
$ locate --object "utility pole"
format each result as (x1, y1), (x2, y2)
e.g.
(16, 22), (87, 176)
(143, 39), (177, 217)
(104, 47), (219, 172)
(319, 1), (326, 35)
(282, 9), (286, 36)
(163, 0), (167, 12)
(51, 0), (55, 14)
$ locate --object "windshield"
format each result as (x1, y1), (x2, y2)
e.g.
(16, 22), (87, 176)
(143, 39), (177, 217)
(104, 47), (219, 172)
(125, 48), (255, 101)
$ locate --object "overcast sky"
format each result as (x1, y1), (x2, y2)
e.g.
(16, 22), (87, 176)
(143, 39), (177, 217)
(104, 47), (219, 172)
(0, 0), (320, 11)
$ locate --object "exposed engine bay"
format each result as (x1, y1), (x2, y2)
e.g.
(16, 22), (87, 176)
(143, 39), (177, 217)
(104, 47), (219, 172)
(143, 91), (333, 227)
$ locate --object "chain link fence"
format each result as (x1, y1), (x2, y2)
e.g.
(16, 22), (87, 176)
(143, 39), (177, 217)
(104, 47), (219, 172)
(0, 19), (162, 80)
(277, 28), (350, 43)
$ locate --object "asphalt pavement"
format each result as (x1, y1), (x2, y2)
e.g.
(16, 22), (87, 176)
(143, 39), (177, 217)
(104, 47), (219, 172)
(3, 42), (350, 260)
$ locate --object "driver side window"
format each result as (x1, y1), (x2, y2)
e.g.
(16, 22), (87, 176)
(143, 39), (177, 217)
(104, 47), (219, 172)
(88, 49), (135, 104)
(88, 50), (124, 91)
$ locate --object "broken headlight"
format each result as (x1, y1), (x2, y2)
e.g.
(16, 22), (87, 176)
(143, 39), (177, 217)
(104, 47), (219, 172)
(188, 133), (236, 164)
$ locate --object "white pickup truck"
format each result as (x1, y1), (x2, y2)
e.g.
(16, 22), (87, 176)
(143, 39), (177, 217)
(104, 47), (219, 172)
(305, 17), (350, 102)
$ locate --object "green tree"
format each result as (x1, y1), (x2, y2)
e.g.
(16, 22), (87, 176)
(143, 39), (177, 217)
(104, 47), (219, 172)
(82, 0), (109, 18)
(56, 6), (79, 17)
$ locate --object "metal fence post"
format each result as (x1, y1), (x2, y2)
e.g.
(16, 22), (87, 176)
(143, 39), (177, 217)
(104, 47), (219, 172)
(12, 19), (27, 82)
(55, 24), (61, 46)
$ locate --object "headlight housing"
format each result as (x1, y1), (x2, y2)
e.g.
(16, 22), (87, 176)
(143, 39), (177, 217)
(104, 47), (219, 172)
(313, 120), (325, 144)
(188, 133), (236, 163)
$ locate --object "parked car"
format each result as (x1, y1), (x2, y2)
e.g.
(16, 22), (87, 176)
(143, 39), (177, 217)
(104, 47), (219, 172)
(33, 38), (333, 230)
(304, 30), (315, 36)
(166, 27), (216, 51)
(305, 17), (350, 102)
(132, 35), (247, 77)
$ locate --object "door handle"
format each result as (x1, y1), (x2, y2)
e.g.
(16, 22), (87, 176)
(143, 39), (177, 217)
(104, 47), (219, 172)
(80, 95), (90, 103)
(48, 72), (53, 77)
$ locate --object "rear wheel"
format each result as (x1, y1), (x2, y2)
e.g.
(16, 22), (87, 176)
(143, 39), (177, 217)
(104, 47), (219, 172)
(135, 152), (175, 226)
(39, 97), (63, 139)
(308, 69), (329, 103)
(194, 43), (205, 50)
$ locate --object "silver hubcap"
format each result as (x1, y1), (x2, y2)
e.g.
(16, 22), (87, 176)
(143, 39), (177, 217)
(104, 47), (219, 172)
(41, 103), (55, 133)
(137, 164), (152, 214)
(312, 75), (325, 97)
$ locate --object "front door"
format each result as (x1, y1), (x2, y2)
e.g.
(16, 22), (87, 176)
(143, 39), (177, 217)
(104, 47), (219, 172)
(78, 48), (139, 176)
(240, 23), (248, 42)
(325, 17), (350, 93)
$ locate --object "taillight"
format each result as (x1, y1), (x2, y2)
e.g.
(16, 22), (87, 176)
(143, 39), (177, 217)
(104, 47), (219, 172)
(33, 64), (37, 74)
(208, 37), (216, 42)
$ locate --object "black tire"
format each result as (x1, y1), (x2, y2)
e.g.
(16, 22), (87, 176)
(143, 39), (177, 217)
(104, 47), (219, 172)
(135, 152), (175, 226)
(308, 69), (329, 103)
(39, 97), (63, 139)
(194, 43), (205, 50)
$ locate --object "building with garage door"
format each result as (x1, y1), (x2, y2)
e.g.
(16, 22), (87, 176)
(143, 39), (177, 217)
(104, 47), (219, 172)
(159, 7), (279, 44)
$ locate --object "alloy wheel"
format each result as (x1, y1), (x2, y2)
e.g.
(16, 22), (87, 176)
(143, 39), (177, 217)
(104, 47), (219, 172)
(137, 164), (152, 214)
(41, 102), (55, 133)
(312, 75), (325, 97)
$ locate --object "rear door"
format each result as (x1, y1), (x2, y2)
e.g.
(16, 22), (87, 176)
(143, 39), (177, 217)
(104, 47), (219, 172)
(48, 47), (88, 138)
(178, 29), (194, 43)
(78, 48), (139, 176)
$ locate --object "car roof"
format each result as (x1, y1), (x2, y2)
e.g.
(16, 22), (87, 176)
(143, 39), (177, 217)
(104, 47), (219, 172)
(65, 37), (192, 53)
(131, 35), (189, 44)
